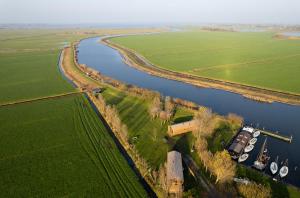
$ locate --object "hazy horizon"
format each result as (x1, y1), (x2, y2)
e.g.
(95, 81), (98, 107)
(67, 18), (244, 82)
(1, 0), (300, 25)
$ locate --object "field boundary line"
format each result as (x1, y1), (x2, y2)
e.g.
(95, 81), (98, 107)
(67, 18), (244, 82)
(0, 91), (83, 108)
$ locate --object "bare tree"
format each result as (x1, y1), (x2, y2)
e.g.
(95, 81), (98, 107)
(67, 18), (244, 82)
(165, 96), (175, 114)
(211, 150), (236, 184)
(149, 96), (162, 119)
(193, 108), (215, 138)
(227, 113), (244, 126)
(200, 150), (213, 172)
(237, 182), (271, 198)
(158, 163), (167, 193)
(120, 124), (128, 143)
(195, 137), (208, 152)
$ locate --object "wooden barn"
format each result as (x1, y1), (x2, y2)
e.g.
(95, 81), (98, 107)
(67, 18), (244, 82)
(168, 120), (197, 137)
(167, 151), (184, 197)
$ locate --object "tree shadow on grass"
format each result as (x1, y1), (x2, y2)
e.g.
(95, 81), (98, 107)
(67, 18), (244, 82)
(237, 165), (290, 198)
(173, 115), (193, 124)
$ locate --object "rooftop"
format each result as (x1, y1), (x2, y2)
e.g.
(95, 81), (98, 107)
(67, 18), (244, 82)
(167, 151), (184, 182)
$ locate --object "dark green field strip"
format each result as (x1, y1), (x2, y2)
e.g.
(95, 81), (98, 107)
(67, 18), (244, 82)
(0, 95), (147, 197)
(74, 97), (147, 197)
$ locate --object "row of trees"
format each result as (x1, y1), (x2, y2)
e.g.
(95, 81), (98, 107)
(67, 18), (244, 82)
(195, 136), (236, 184)
(96, 94), (128, 144)
(91, 94), (154, 183)
(193, 108), (236, 184)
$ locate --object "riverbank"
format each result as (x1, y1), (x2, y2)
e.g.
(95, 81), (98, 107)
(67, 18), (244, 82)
(102, 36), (300, 105)
(60, 44), (161, 197)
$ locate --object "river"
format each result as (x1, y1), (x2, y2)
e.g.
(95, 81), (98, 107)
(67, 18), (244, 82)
(78, 37), (300, 187)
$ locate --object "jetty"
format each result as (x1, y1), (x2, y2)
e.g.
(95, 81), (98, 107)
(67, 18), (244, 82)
(257, 129), (292, 143)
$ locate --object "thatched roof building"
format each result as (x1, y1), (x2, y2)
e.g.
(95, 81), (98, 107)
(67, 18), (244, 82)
(168, 120), (197, 137)
(167, 151), (184, 197)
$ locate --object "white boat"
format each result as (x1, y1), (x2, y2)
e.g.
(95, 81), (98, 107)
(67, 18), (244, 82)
(243, 126), (254, 133)
(238, 153), (249, 163)
(253, 130), (260, 138)
(244, 144), (254, 153)
(270, 156), (279, 175)
(279, 159), (289, 178)
(249, 138), (257, 145)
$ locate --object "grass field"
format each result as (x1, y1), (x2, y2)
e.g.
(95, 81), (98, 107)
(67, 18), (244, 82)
(0, 95), (147, 197)
(102, 88), (169, 168)
(0, 29), (156, 197)
(111, 31), (300, 94)
(0, 28), (162, 103)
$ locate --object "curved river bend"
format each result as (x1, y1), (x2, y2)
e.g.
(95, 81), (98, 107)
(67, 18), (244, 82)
(78, 37), (300, 187)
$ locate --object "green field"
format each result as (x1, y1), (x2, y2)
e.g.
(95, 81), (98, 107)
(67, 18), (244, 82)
(111, 31), (300, 94)
(0, 29), (148, 197)
(0, 30), (81, 103)
(102, 88), (169, 168)
(0, 95), (147, 197)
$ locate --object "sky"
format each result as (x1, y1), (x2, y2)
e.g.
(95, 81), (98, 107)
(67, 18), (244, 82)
(0, 0), (300, 25)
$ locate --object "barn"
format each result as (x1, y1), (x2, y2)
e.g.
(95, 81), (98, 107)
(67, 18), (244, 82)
(168, 120), (197, 137)
(167, 151), (184, 197)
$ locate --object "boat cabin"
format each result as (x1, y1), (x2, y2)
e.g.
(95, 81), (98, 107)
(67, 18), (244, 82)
(228, 131), (252, 155)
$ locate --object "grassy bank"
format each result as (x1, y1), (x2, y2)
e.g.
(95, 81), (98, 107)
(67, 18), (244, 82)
(111, 31), (300, 94)
(102, 87), (169, 168)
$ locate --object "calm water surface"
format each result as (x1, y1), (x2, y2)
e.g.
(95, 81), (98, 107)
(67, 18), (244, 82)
(78, 37), (300, 187)
(281, 32), (300, 37)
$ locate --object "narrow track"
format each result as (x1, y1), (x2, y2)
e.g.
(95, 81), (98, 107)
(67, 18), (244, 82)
(0, 91), (83, 108)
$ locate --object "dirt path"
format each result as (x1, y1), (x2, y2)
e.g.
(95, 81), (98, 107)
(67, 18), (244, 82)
(0, 91), (83, 108)
(60, 46), (100, 89)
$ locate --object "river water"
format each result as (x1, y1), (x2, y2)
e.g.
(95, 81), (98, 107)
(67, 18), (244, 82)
(281, 32), (300, 37)
(78, 37), (300, 187)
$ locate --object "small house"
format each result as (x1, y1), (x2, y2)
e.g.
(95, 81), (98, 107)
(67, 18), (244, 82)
(167, 151), (184, 197)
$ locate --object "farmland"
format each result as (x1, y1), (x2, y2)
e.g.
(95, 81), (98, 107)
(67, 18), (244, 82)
(0, 95), (147, 197)
(0, 28), (163, 103)
(111, 31), (300, 94)
(0, 29), (160, 197)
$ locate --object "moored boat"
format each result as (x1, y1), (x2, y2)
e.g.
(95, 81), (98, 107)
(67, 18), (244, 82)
(270, 156), (279, 175)
(249, 138), (257, 145)
(253, 130), (260, 138)
(244, 144), (254, 153)
(242, 126), (254, 134)
(279, 159), (289, 178)
(253, 138), (270, 170)
(238, 153), (249, 163)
